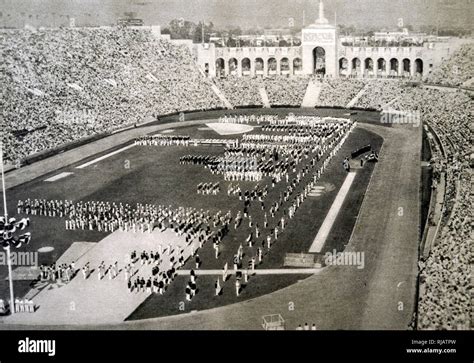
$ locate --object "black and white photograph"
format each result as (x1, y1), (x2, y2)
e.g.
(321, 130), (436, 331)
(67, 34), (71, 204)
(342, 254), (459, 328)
(0, 0), (472, 360)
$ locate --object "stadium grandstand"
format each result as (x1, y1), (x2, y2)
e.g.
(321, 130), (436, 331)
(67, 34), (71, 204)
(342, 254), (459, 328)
(1, 27), (224, 164)
(0, 1), (472, 334)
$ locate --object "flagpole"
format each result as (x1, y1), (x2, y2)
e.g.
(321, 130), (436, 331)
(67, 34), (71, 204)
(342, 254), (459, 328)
(0, 142), (15, 315)
(201, 21), (204, 45)
(0, 142), (7, 217)
(6, 245), (14, 315)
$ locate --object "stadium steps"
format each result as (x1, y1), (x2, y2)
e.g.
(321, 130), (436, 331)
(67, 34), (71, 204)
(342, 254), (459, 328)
(211, 84), (234, 109)
(259, 87), (271, 108)
(382, 97), (399, 110)
(462, 77), (474, 88)
(301, 80), (322, 108)
(346, 83), (370, 108)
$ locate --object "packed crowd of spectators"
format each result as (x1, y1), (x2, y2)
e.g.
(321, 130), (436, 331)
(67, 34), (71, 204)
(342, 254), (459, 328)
(417, 167), (471, 330)
(214, 75), (309, 108)
(262, 76), (309, 106)
(417, 92), (471, 330)
(354, 79), (411, 110)
(311, 72), (472, 329)
(3, 26), (472, 167)
(316, 78), (366, 107)
(389, 86), (472, 330)
(214, 76), (263, 107)
(424, 43), (474, 87)
(1, 26), (223, 164)
(304, 78), (412, 110)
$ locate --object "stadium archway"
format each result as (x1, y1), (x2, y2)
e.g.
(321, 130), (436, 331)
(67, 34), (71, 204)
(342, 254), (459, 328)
(403, 58), (411, 77)
(390, 58), (399, 76)
(352, 58), (361, 76)
(229, 58), (238, 76)
(255, 57), (264, 75)
(365, 58), (374, 76)
(313, 47), (326, 76)
(415, 58), (423, 76)
(377, 58), (386, 75)
(268, 57), (277, 75)
(293, 58), (302, 74)
(339, 57), (348, 76)
(280, 57), (290, 74)
(242, 58), (251, 76)
(216, 58), (225, 77)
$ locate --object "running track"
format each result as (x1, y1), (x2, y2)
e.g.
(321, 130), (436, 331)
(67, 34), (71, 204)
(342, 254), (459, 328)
(1, 122), (421, 330)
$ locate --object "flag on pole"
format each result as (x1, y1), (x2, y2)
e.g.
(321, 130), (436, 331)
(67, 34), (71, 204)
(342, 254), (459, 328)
(0, 216), (31, 248)
(15, 217), (30, 230)
(13, 232), (31, 248)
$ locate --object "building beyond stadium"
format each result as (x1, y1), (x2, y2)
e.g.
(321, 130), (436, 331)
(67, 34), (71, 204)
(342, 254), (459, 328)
(195, 1), (445, 79)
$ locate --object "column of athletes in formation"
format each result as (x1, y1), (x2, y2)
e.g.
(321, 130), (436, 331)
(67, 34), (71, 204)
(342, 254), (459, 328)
(15, 115), (355, 310)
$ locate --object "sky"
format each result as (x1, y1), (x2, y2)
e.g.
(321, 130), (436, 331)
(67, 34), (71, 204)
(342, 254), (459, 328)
(0, 0), (473, 30)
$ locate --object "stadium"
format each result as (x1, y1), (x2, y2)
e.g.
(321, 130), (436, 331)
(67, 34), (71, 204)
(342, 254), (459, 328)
(0, 0), (472, 332)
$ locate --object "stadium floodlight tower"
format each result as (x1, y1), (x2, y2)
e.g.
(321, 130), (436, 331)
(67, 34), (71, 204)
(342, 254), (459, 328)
(0, 142), (31, 315)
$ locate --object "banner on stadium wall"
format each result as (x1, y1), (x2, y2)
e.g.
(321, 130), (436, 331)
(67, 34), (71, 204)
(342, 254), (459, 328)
(302, 30), (335, 44)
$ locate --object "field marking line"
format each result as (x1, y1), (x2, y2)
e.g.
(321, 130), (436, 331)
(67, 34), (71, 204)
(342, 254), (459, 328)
(309, 172), (357, 253)
(44, 172), (74, 182)
(176, 268), (321, 275)
(76, 144), (135, 169)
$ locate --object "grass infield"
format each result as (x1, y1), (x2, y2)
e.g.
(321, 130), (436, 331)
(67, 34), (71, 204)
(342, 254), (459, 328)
(0, 117), (382, 321)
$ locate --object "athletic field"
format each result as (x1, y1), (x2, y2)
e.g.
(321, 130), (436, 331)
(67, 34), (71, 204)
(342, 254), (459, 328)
(0, 108), (421, 330)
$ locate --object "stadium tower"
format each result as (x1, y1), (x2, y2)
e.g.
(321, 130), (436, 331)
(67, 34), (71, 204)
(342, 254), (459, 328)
(301, 0), (338, 77)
